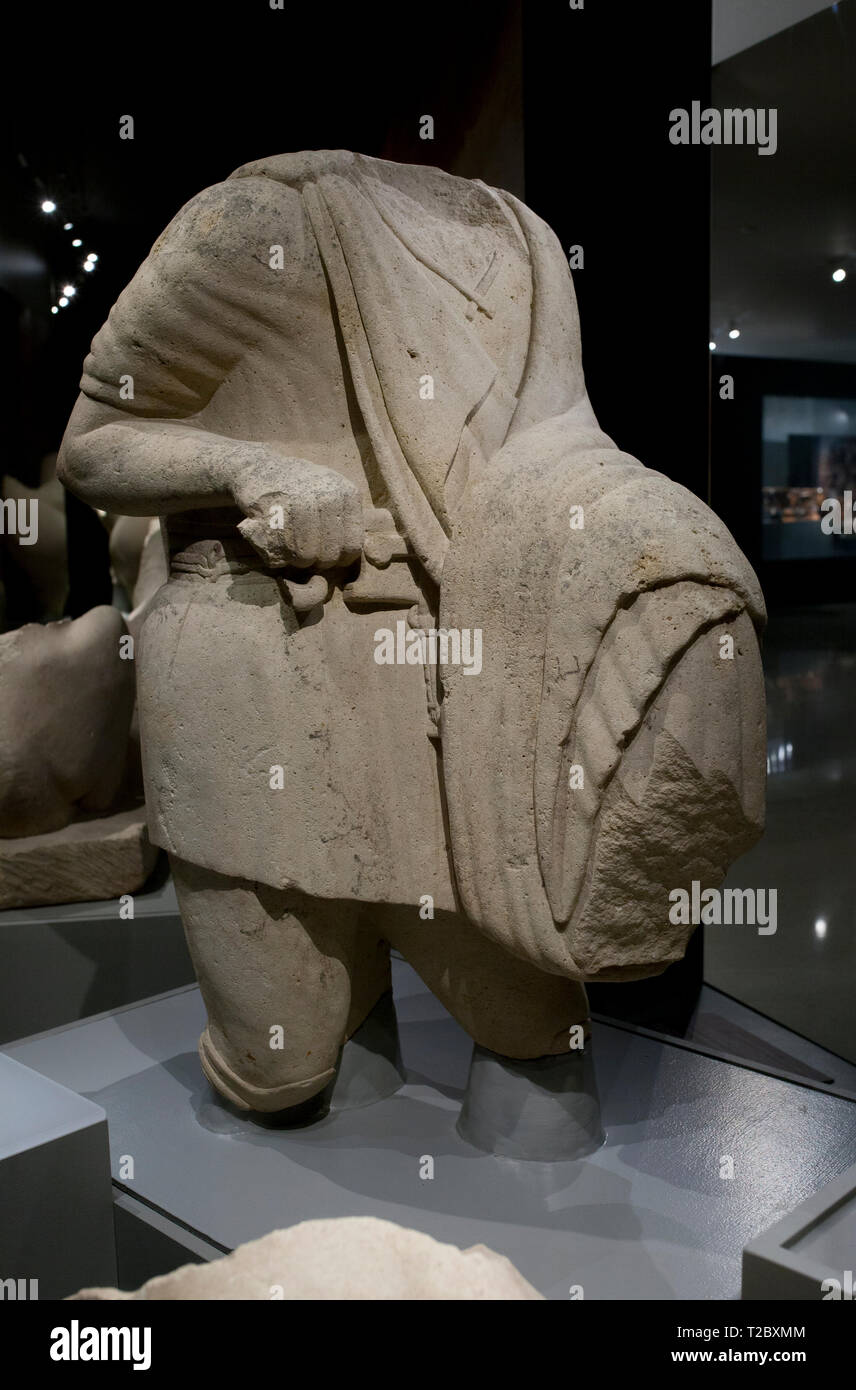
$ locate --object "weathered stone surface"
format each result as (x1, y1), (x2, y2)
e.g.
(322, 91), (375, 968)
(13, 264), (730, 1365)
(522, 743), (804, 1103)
(0, 805), (157, 911)
(130, 520), (167, 609)
(0, 608), (153, 908)
(69, 1217), (543, 1301)
(108, 514), (154, 599)
(1, 463), (68, 622)
(0, 608), (135, 839)
(57, 151), (766, 1110)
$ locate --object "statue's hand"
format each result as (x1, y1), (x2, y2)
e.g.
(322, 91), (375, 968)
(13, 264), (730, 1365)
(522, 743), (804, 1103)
(233, 454), (364, 569)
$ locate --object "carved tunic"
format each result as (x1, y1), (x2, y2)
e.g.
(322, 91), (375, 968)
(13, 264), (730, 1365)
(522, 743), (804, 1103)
(79, 152), (536, 906)
(73, 149), (767, 983)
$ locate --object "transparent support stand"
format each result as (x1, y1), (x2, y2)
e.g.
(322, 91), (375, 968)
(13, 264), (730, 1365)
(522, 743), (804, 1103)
(330, 988), (406, 1112)
(205, 989), (406, 1130)
(457, 1042), (605, 1161)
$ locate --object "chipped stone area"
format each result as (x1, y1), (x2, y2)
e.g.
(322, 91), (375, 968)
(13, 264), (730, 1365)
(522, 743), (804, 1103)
(0, 806), (158, 910)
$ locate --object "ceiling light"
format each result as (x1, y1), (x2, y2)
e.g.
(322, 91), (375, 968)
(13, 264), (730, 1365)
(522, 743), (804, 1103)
(709, 341), (716, 351)
(72, 238), (82, 247)
(41, 200), (56, 213)
(728, 328), (740, 340)
(832, 267), (847, 283)
(814, 917), (827, 939)
(83, 261), (95, 271)
(63, 222), (73, 231)
(62, 285), (76, 297)
(51, 306), (58, 314)
(58, 296), (69, 307)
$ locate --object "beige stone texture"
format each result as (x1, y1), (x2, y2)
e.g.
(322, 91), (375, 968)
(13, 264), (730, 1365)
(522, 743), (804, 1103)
(0, 805), (157, 910)
(0, 608), (135, 838)
(108, 513), (154, 598)
(70, 1217), (543, 1300)
(0, 608), (152, 907)
(1, 466), (68, 621)
(56, 152), (766, 1102)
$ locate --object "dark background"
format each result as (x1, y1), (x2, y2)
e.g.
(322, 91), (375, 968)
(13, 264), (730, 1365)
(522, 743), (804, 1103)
(712, 354), (856, 606)
(2, 0), (712, 494)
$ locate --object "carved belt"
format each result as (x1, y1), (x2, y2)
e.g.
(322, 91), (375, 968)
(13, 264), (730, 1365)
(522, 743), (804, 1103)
(169, 506), (425, 612)
(168, 507), (440, 736)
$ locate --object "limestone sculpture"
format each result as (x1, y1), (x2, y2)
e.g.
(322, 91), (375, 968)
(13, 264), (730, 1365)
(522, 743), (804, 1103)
(69, 1216), (543, 1300)
(58, 151), (766, 1126)
(0, 608), (158, 908)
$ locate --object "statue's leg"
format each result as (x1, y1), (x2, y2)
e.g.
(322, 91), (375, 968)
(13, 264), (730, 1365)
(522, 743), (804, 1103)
(171, 857), (390, 1114)
(384, 907), (603, 1159)
(383, 905), (589, 1057)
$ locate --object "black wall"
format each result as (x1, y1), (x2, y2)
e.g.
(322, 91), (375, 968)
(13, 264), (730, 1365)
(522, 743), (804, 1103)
(522, 2), (713, 1031)
(523, 1), (713, 503)
(3, 1), (525, 482)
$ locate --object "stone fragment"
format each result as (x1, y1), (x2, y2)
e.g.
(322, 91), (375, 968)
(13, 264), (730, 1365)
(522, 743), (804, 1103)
(0, 608), (152, 908)
(0, 805), (156, 911)
(69, 1217), (543, 1301)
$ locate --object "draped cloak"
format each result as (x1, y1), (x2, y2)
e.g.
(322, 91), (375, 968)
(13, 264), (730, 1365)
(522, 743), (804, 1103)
(77, 150), (766, 979)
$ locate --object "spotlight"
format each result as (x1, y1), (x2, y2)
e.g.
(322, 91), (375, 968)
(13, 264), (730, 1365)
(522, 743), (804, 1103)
(86, 253), (98, 262)
(728, 328), (740, 340)
(63, 222), (73, 231)
(709, 341), (716, 351)
(62, 285), (76, 297)
(41, 200), (56, 213)
(832, 267), (847, 283)
(83, 261), (95, 272)
(58, 296), (69, 307)
(814, 917), (827, 940)
(51, 306), (58, 314)
(72, 238), (82, 247)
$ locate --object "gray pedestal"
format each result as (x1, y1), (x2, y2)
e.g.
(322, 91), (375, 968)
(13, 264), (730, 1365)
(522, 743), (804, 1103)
(6, 960), (856, 1300)
(457, 1043), (605, 1160)
(742, 1162), (856, 1300)
(0, 873), (192, 1043)
(0, 1053), (116, 1300)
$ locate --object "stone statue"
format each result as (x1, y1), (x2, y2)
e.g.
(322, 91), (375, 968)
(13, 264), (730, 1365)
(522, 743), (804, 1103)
(58, 151), (765, 1137)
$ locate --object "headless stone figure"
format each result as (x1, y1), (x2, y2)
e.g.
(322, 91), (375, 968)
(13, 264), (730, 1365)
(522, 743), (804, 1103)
(58, 152), (766, 1151)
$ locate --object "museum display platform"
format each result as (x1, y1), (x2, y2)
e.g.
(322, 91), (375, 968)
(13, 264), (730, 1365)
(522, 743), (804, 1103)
(0, 1053), (116, 1298)
(0, 870), (191, 1043)
(5, 958), (856, 1301)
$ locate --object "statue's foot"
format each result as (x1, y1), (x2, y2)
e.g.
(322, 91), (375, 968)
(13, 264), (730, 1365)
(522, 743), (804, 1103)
(201, 989), (405, 1126)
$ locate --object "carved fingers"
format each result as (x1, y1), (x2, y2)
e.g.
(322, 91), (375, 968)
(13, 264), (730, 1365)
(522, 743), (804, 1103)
(234, 455), (364, 569)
